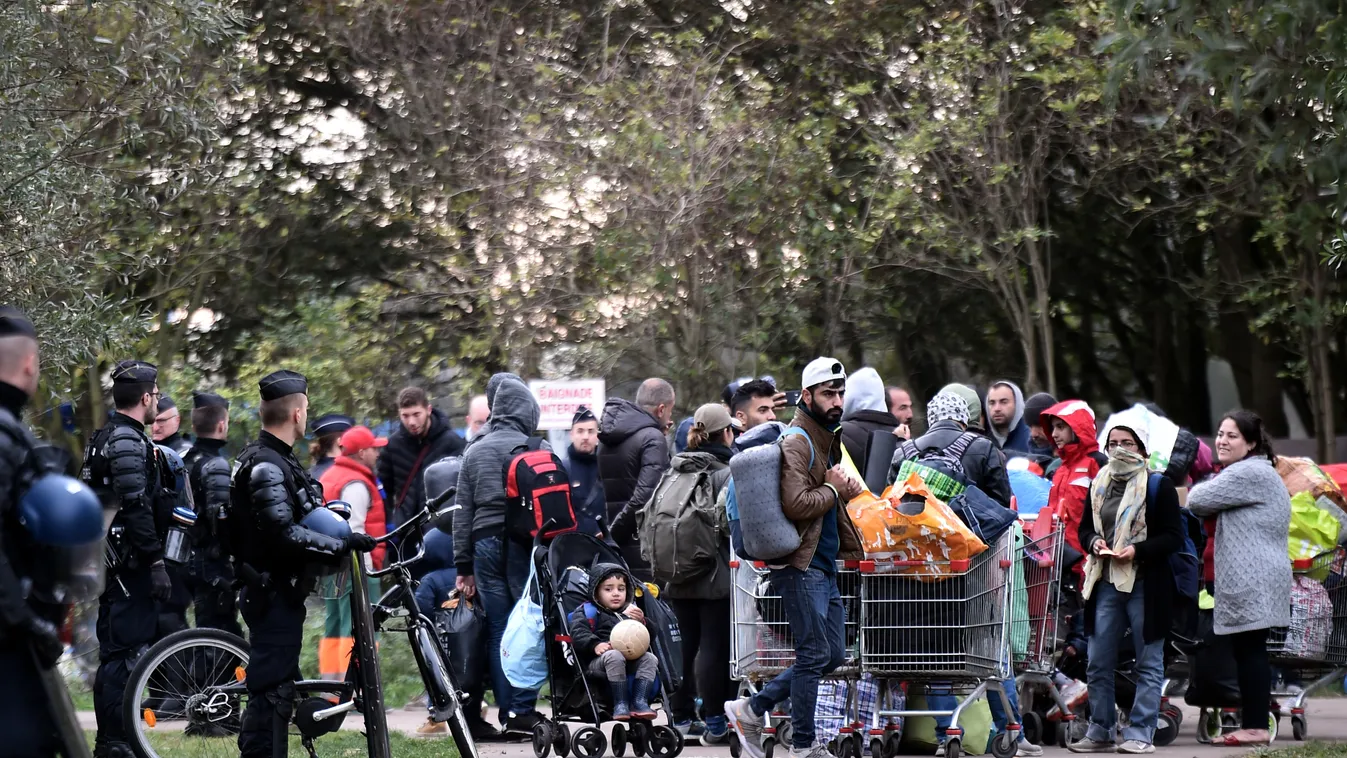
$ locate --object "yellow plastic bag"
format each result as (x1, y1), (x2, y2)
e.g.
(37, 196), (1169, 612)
(846, 473), (988, 577)
(1290, 491), (1340, 580)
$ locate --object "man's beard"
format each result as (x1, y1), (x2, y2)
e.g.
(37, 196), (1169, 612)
(809, 400), (843, 425)
(144, 407), (158, 425)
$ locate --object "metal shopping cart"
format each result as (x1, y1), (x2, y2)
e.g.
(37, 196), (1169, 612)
(729, 556), (861, 758)
(1009, 518), (1084, 747)
(859, 531), (1018, 758)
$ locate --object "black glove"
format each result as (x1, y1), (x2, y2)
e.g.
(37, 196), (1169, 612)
(345, 533), (377, 553)
(150, 561), (173, 602)
(25, 616), (64, 669)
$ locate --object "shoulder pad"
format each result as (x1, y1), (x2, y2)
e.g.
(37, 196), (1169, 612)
(201, 456), (231, 478)
(250, 460), (287, 488)
(106, 426), (148, 457)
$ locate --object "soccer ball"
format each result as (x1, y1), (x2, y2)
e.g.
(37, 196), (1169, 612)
(610, 619), (650, 661)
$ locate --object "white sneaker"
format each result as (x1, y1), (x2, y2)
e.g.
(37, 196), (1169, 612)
(1117, 740), (1154, 755)
(725, 698), (765, 758)
(1017, 740), (1044, 757)
(789, 745), (831, 758)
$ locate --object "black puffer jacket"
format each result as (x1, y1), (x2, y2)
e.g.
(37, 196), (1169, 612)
(840, 409), (900, 473)
(567, 562), (640, 665)
(598, 398), (670, 577)
(887, 420), (1014, 507)
(378, 407), (465, 529)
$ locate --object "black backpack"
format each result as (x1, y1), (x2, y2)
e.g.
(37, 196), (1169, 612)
(502, 438), (577, 544)
(899, 431), (979, 483)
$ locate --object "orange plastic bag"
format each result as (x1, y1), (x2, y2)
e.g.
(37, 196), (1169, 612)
(1278, 457), (1347, 511)
(846, 473), (988, 577)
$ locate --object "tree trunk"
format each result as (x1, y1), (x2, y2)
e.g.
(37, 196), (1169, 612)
(1308, 257), (1335, 462)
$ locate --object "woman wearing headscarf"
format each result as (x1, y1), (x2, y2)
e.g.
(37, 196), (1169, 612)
(1068, 425), (1183, 755)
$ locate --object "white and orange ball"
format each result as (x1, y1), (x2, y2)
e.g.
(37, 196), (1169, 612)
(609, 619), (650, 660)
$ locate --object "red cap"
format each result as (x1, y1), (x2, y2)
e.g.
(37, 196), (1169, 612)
(339, 426), (387, 454)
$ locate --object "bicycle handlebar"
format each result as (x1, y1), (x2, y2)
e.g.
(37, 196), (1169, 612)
(367, 540), (426, 578)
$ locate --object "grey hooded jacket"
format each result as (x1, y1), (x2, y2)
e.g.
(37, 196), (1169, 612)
(453, 375), (546, 574)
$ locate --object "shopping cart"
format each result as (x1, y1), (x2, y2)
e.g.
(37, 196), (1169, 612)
(859, 531), (1018, 758)
(729, 556), (862, 758)
(1201, 547), (1347, 743)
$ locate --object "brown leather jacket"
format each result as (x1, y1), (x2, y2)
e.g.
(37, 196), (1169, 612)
(777, 407), (863, 571)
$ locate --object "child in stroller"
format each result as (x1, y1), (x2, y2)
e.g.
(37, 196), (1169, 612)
(569, 563), (660, 721)
(532, 532), (684, 758)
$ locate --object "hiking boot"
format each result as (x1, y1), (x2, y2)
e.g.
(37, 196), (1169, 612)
(417, 718), (448, 735)
(631, 679), (657, 719)
(610, 680), (632, 721)
(468, 718), (507, 742)
(725, 698), (765, 758)
(1068, 737), (1118, 753)
(505, 711), (545, 734)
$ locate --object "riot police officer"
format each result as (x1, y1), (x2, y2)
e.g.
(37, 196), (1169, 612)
(84, 360), (174, 758)
(183, 390), (240, 635)
(0, 306), (73, 756)
(229, 370), (376, 758)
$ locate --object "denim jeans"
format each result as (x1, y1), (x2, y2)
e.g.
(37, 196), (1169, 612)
(931, 677), (1023, 744)
(1086, 580), (1164, 744)
(750, 567), (846, 750)
(475, 535), (539, 721)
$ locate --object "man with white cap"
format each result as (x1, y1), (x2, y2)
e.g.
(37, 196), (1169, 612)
(725, 357), (864, 758)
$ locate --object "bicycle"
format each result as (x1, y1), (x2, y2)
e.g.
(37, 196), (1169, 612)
(121, 496), (477, 758)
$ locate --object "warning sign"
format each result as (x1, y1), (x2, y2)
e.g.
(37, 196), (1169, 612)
(529, 379), (606, 431)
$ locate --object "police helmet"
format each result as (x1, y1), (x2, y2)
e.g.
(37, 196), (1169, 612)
(301, 507), (352, 542)
(423, 456), (462, 511)
(157, 444), (194, 511)
(20, 475), (105, 546)
(325, 500), (352, 520)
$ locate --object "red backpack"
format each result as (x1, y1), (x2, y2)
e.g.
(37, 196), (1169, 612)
(503, 438), (578, 544)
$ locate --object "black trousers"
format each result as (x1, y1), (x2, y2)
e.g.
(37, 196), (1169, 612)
(94, 566), (157, 751)
(238, 587), (306, 758)
(192, 555), (242, 637)
(668, 598), (734, 724)
(0, 645), (60, 757)
(1228, 628), (1272, 730)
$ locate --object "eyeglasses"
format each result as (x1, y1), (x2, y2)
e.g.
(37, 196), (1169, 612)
(1106, 439), (1139, 450)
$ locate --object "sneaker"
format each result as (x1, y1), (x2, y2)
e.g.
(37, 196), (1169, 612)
(1117, 741), (1154, 755)
(934, 743), (947, 758)
(789, 745), (831, 758)
(702, 718), (731, 747)
(505, 711), (545, 734)
(725, 698), (765, 758)
(1067, 738), (1117, 754)
(417, 718), (448, 735)
(468, 718), (507, 743)
(1017, 740), (1044, 757)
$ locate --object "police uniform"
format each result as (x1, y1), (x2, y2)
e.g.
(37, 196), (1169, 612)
(0, 308), (67, 756)
(308, 413), (355, 481)
(85, 360), (171, 758)
(183, 391), (241, 636)
(230, 371), (372, 758)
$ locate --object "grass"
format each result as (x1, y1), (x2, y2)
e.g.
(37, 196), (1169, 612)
(1255, 743), (1345, 758)
(83, 730), (460, 757)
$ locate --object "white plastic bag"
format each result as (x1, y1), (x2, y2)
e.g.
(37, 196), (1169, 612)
(500, 559), (548, 690)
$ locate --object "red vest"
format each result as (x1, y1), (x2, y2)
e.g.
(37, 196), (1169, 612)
(320, 456), (388, 570)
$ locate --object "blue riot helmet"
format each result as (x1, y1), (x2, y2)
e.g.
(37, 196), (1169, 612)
(325, 500), (353, 521)
(303, 506), (352, 577)
(19, 474), (113, 603)
(156, 444), (195, 513)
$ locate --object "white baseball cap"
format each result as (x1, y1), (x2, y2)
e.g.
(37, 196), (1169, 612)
(801, 357), (847, 390)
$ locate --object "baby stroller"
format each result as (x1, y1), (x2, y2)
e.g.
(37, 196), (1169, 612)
(531, 532), (686, 758)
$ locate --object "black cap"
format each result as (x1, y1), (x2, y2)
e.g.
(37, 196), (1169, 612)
(311, 413), (355, 436)
(0, 307), (36, 339)
(111, 360), (158, 385)
(259, 370), (308, 401)
(192, 391), (230, 410)
(157, 395), (177, 413)
(571, 406), (597, 426)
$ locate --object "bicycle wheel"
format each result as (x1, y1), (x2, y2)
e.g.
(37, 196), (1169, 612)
(412, 621), (480, 758)
(349, 555), (391, 758)
(122, 628), (251, 758)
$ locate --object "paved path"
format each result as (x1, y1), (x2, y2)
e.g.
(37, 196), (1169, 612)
(79, 699), (1347, 756)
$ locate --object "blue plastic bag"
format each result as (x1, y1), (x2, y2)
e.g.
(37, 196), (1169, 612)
(500, 559), (548, 690)
(1008, 469), (1050, 516)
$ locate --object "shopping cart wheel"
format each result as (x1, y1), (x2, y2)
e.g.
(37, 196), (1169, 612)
(1055, 722), (1069, 748)
(612, 724), (628, 758)
(555, 723), (572, 758)
(777, 721), (793, 751)
(882, 731), (902, 758)
(990, 731), (1017, 758)
(869, 737), (883, 758)
(1021, 712), (1044, 745)
(534, 722), (556, 758)
(945, 737), (963, 758)
(1292, 714), (1307, 741)
(763, 736), (776, 758)
(571, 726), (608, 758)
(1153, 710), (1179, 747)
(835, 734), (855, 758)
(1195, 710), (1219, 744)
(729, 733), (742, 758)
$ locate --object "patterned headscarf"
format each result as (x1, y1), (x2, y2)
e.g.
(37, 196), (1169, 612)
(927, 391), (970, 426)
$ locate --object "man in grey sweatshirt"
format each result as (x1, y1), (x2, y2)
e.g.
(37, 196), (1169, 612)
(453, 374), (546, 733)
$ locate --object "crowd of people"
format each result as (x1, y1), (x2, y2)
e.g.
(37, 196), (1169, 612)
(0, 299), (1306, 757)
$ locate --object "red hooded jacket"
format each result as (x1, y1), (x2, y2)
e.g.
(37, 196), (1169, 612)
(1041, 400), (1106, 570)
(320, 456), (388, 570)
